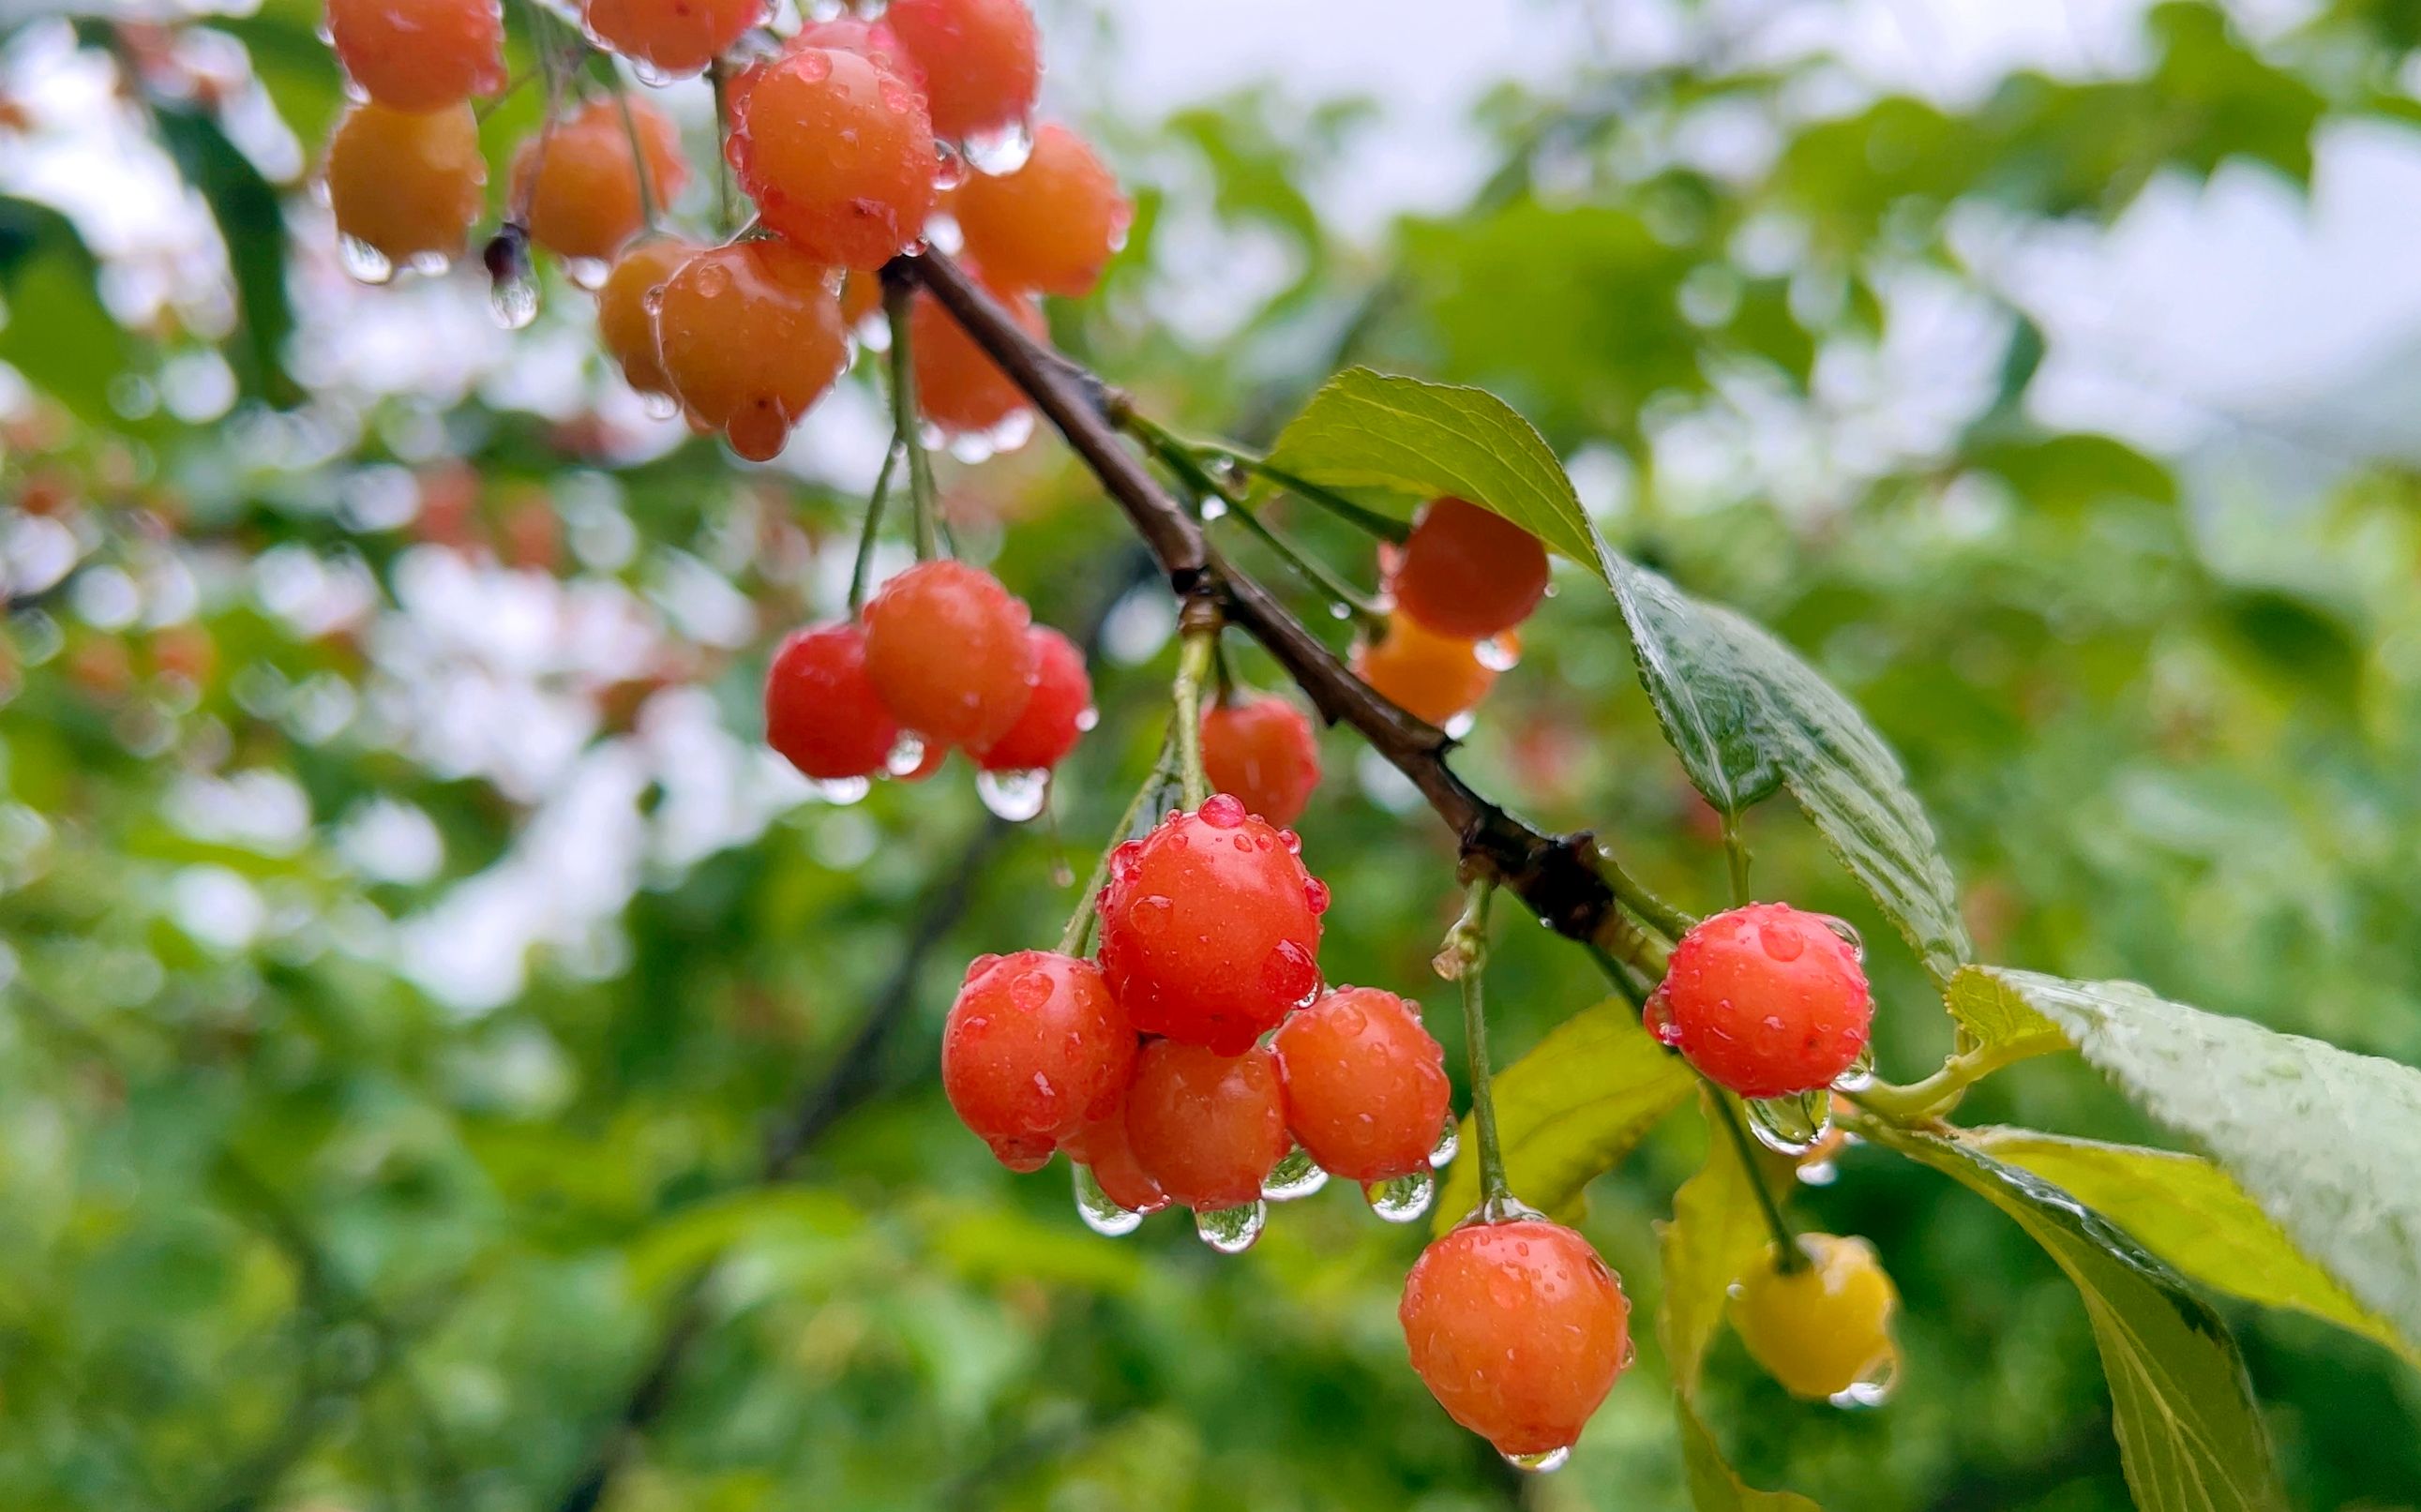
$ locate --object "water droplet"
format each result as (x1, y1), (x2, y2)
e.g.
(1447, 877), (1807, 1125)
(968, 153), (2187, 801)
(1199, 793), (1247, 829)
(1818, 914), (1865, 960)
(1194, 1200), (1266, 1253)
(1074, 706), (1099, 732)
(1074, 1164), (1144, 1236)
(1746, 1089), (1830, 1156)
(639, 389), (682, 422)
(1429, 1117), (1460, 1169)
(1431, 944), (1465, 981)
(1830, 1043), (1876, 1093)
(1502, 1446), (1571, 1474)
(1008, 970), (1052, 1012)
(1827, 1347), (1899, 1410)
(1199, 496), (1229, 521)
(931, 141), (970, 191)
(1129, 894), (1173, 936)
(489, 271), (538, 328)
(1642, 986), (1679, 1045)
(1757, 921), (1806, 962)
(1302, 877), (1331, 914)
(944, 409), (1036, 463)
(1363, 1167), (1436, 1222)
(812, 775), (871, 806)
(975, 766), (1050, 821)
(1262, 1145), (1329, 1202)
(483, 224), (538, 329)
(885, 732), (927, 776)
(564, 255), (610, 292)
(1475, 635), (1520, 672)
(338, 234), (393, 285)
(959, 117), (1035, 175)
(1797, 1156), (1840, 1187)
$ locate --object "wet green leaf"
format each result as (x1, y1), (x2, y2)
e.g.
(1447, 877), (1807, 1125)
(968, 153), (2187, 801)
(1946, 964), (2067, 1059)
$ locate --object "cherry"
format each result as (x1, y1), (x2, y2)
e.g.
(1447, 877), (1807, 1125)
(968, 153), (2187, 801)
(791, 15), (923, 85)
(324, 102), (488, 270)
(764, 622), (898, 782)
(1400, 1219), (1632, 1460)
(1095, 795), (1326, 1055)
(951, 124), (1131, 296)
(1122, 1040), (1289, 1209)
(579, 0), (764, 81)
(326, 0), (504, 112)
(726, 46), (937, 272)
(943, 950), (1135, 1171)
(1272, 988), (1450, 1183)
(884, 0), (1040, 144)
(973, 626), (1090, 772)
(1200, 694), (1321, 828)
(1654, 903), (1872, 1099)
(651, 235), (849, 462)
(910, 273), (1044, 438)
(1352, 611), (1504, 727)
(1728, 1234), (1900, 1400)
(861, 560), (1037, 749)
(511, 97), (688, 264)
(1390, 497), (1551, 640)
(595, 235), (697, 398)
(1063, 1085), (1168, 1216)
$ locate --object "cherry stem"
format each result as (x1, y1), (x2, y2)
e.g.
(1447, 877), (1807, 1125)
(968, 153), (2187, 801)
(1708, 1085), (1807, 1272)
(1449, 880), (1513, 1208)
(847, 441), (900, 615)
(1055, 726), (1180, 957)
(1170, 614), (1218, 810)
(1204, 447), (1414, 547)
(706, 61), (737, 235)
(1722, 810), (1752, 906)
(614, 89), (658, 231)
(1599, 845), (1696, 942)
(880, 278), (940, 560)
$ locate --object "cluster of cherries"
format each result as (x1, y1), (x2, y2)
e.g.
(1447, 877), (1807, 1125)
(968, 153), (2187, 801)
(320, 0), (1130, 460)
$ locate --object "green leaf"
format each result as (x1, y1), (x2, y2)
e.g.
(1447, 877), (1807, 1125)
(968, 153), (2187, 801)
(1964, 1128), (2416, 1366)
(1678, 1407), (1824, 1512)
(0, 197), (143, 427)
(1607, 556), (1971, 981)
(1430, 1000), (1692, 1237)
(1987, 967), (2421, 1352)
(1263, 367), (1613, 576)
(1865, 1120), (2287, 1512)
(1945, 963), (2067, 1060)
(152, 104), (299, 407)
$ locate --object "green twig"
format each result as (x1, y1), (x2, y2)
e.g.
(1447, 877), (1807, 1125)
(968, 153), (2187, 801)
(1855, 1037), (2053, 1124)
(1171, 616), (1217, 809)
(848, 442), (901, 614)
(1708, 1086), (1806, 1272)
(1447, 881), (1512, 1209)
(1721, 810), (1752, 906)
(707, 61), (737, 233)
(1599, 846), (1696, 940)
(613, 88), (659, 230)
(1210, 447), (1414, 546)
(1056, 726), (1180, 956)
(881, 278), (940, 559)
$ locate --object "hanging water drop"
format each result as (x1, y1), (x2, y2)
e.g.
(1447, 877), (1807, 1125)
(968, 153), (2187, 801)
(1746, 1089), (1830, 1156)
(1817, 913), (1865, 960)
(338, 234), (394, 285)
(1194, 1200), (1266, 1253)
(1261, 1145), (1329, 1202)
(959, 117), (1035, 175)
(1828, 1348), (1899, 1410)
(813, 775), (872, 807)
(639, 389), (682, 422)
(1362, 1167), (1436, 1223)
(975, 767), (1050, 822)
(1073, 1164), (1144, 1237)
(484, 225), (538, 330)
(564, 255), (611, 292)
(1474, 635), (1520, 672)
(885, 732), (927, 777)
(1502, 1446), (1571, 1474)
(1428, 1117), (1460, 1169)
(1830, 1043), (1876, 1093)
(1199, 496), (1228, 521)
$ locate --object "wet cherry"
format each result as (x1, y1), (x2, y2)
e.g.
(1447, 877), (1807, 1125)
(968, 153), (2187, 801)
(1729, 1234), (1901, 1400)
(1390, 497), (1551, 640)
(943, 950), (1136, 1170)
(512, 96), (689, 264)
(1353, 611), (1504, 728)
(1122, 1039), (1289, 1210)
(580, 0), (764, 81)
(652, 235), (849, 462)
(595, 235), (697, 398)
(726, 46), (938, 272)
(974, 625), (1090, 772)
(952, 124), (1131, 295)
(1063, 1084), (1169, 1216)
(1657, 903), (1872, 1099)
(326, 0), (504, 112)
(763, 622), (898, 782)
(1200, 694), (1321, 828)
(1273, 987), (1451, 1183)
(325, 102), (488, 270)
(884, 0), (1041, 144)
(861, 560), (1037, 750)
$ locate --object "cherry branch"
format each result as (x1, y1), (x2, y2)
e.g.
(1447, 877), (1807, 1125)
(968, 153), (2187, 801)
(898, 250), (1654, 960)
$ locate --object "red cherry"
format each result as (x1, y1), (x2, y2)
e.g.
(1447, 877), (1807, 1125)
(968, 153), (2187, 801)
(1095, 795), (1325, 1055)
(764, 622), (898, 782)
(974, 626), (1090, 771)
(511, 96), (689, 263)
(1122, 1039), (1288, 1210)
(790, 16), (922, 85)
(861, 560), (1037, 750)
(1401, 1219), (1632, 1460)
(580, 0), (764, 80)
(651, 236), (849, 463)
(326, 0), (504, 112)
(1655, 903), (1872, 1099)
(952, 123), (1132, 296)
(726, 46), (937, 272)
(1200, 694), (1321, 828)
(884, 0), (1040, 143)
(1272, 988), (1450, 1183)
(1063, 1084), (1167, 1216)
(942, 950), (1135, 1170)
(1390, 497), (1551, 640)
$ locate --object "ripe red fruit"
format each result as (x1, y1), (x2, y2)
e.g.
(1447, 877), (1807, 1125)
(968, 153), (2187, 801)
(974, 626), (1090, 771)
(1122, 1040), (1289, 1209)
(511, 97), (689, 263)
(1200, 695), (1321, 828)
(726, 47), (938, 272)
(1391, 497), (1552, 640)
(595, 235), (696, 398)
(764, 622), (898, 782)
(1272, 988), (1450, 1182)
(1653, 902), (1872, 1099)
(1353, 612), (1505, 727)
(1095, 794), (1327, 1055)
(1063, 1085), (1167, 1216)
(326, 0), (504, 112)
(884, 0), (1040, 143)
(580, 0), (763, 80)
(324, 102), (487, 270)
(861, 560), (1037, 749)
(910, 274), (1043, 438)
(951, 124), (1131, 296)
(1400, 1219), (1632, 1460)
(791, 15), (922, 84)
(652, 236), (849, 462)
(943, 950), (1135, 1171)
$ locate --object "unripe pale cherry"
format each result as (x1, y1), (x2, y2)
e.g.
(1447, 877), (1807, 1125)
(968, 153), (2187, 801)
(326, 0), (504, 112)
(884, 0), (1040, 143)
(910, 274), (1045, 438)
(1400, 1219), (1632, 1460)
(652, 236), (849, 463)
(1200, 694), (1321, 828)
(1272, 987), (1450, 1182)
(1654, 902), (1872, 1098)
(325, 103), (488, 269)
(861, 560), (1038, 750)
(1122, 1040), (1289, 1209)
(726, 46), (937, 272)
(943, 950), (1135, 1170)
(1391, 497), (1551, 640)
(1728, 1234), (1900, 1400)
(763, 622), (897, 782)
(580, 0), (764, 80)
(511, 97), (689, 263)
(1063, 1084), (1168, 1216)
(1095, 795), (1328, 1055)
(1353, 611), (1504, 727)
(952, 124), (1131, 296)
(595, 235), (697, 398)
(974, 626), (1090, 772)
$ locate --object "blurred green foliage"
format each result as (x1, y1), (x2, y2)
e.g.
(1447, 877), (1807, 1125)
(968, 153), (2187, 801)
(3, 3), (2420, 1510)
